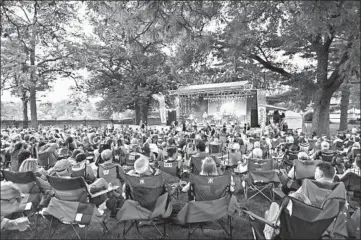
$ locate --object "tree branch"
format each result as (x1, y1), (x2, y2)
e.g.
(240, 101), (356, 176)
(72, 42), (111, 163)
(249, 54), (293, 79)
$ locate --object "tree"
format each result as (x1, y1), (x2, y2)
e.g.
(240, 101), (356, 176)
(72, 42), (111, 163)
(1, 1), (82, 128)
(81, 1), (222, 124)
(208, 1), (360, 136)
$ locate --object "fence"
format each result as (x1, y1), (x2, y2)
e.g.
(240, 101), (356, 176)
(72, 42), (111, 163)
(0, 118), (164, 129)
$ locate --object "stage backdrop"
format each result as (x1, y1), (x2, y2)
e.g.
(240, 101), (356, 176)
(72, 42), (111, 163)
(208, 99), (247, 118)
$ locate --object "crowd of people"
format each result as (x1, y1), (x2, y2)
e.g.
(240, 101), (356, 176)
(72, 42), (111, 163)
(0, 122), (360, 238)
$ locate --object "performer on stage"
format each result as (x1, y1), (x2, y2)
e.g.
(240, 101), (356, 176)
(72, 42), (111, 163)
(202, 111), (208, 124)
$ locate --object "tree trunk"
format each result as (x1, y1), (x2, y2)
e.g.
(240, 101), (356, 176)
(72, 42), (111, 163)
(29, 12), (37, 129)
(30, 87), (37, 128)
(141, 104), (148, 124)
(311, 88), (334, 137)
(135, 103), (141, 125)
(21, 93), (29, 129)
(339, 84), (350, 131)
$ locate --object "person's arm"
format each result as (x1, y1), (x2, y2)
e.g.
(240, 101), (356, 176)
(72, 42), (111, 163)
(36, 176), (52, 192)
(86, 165), (96, 182)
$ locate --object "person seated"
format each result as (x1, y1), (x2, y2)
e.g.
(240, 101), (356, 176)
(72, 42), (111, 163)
(245, 141), (263, 159)
(52, 159), (109, 196)
(338, 155), (361, 178)
(95, 149), (125, 217)
(18, 158), (52, 192)
(228, 143), (243, 167)
(188, 140), (221, 166)
(311, 141), (334, 160)
(263, 162), (336, 239)
(1, 182), (30, 232)
(182, 156), (235, 192)
(37, 141), (58, 170)
(126, 156), (160, 177)
(347, 142), (360, 160)
(71, 153), (96, 183)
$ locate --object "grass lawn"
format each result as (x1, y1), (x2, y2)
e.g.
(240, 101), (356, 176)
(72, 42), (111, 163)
(1, 191), (272, 239)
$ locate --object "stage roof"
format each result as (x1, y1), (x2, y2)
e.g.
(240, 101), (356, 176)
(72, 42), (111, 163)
(264, 104), (288, 111)
(173, 81), (253, 95)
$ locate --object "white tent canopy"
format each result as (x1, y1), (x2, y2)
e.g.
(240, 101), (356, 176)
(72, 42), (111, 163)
(285, 110), (303, 129)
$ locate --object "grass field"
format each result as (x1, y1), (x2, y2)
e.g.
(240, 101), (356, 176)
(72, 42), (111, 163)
(1, 191), (272, 239)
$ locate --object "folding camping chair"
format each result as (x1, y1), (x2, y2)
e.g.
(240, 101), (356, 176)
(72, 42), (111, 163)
(245, 158), (280, 202)
(209, 143), (222, 156)
(116, 173), (172, 239)
(275, 159), (322, 198)
(242, 194), (347, 240)
(125, 151), (141, 168)
(320, 150), (336, 163)
(1, 170), (47, 237)
(43, 175), (108, 240)
(97, 163), (125, 187)
(340, 172), (361, 210)
(158, 161), (183, 200)
(190, 155), (206, 175)
(177, 173), (238, 239)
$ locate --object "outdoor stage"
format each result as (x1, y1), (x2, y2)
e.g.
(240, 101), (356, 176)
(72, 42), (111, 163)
(171, 81), (268, 128)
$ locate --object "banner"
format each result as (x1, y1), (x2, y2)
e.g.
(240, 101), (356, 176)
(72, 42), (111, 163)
(257, 90), (267, 128)
(153, 94), (167, 124)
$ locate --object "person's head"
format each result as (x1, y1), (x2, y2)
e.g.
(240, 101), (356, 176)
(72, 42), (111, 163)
(53, 159), (72, 177)
(0, 181), (22, 216)
(200, 157), (218, 176)
(101, 149), (113, 162)
(253, 141), (261, 149)
(75, 153), (87, 163)
(230, 143), (240, 153)
(167, 147), (178, 159)
(315, 162), (335, 182)
(134, 157), (151, 176)
(298, 152), (309, 161)
(321, 141), (330, 150)
(13, 141), (24, 152)
(196, 140), (206, 152)
(252, 148), (263, 159)
(38, 141), (46, 149)
(19, 158), (38, 173)
(17, 150), (32, 167)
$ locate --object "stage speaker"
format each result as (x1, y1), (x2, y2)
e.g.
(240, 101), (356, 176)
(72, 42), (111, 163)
(251, 109), (259, 128)
(167, 110), (177, 126)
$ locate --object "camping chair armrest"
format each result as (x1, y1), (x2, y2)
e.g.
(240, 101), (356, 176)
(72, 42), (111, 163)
(242, 209), (278, 228)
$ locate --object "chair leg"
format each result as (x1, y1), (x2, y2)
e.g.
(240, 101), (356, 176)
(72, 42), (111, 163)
(188, 224), (191, 239)
(229, 216), (233, 239)
(70, 224), (82, 240)
(48, 217), (61, 239)
(33, 212), (40, 239)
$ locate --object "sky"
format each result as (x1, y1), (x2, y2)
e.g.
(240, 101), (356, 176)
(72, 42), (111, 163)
(1, 3), (312, 104)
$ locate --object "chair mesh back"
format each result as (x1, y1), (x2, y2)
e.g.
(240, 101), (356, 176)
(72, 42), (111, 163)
(98, 165), (123, 186)
(294, 160), (321, 180)
(320, 151), (335, 162)
(46, 175), (88, 203)
(190, 174), (230, 201)
(190, 156), (207, 174)
(159, 161), (178, 177)
(341, 172), (361, 192)
(279, 197), (342, 239)
(248, 159), (275, 172)
(2, 170), (40, 194)
(209, 144), (222, 154)
(127, 152), (141, 166)
(288, 151), (299, 161)
(71, 168), (86, 178)
(125, 174), (164, 211)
